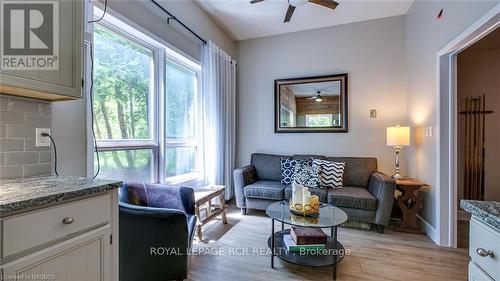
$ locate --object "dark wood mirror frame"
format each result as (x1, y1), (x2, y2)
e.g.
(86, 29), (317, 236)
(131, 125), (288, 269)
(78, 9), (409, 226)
(274, 73), (348, 133)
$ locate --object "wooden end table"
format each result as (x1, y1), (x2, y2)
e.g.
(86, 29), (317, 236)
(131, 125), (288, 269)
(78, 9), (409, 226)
(394, 178), (426, 234)
(194, 185), (228, 240)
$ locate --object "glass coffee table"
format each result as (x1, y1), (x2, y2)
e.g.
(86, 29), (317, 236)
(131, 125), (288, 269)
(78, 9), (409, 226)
(266, 201), (348, 281)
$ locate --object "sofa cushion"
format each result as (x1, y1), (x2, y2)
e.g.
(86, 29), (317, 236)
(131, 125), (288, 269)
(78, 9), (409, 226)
(251, 153), (289, 181)
(244, 180), (286, 200)
(120, 182), (195, 214)
(313, 159), (346, 189)
(284, 186), (327, 202)
(280, 158), (319, 187)
(327, 186), (378, 211)
(280, 158), (299, 185)
(326, 157), (377, 187)
(292, 160), (320, 188)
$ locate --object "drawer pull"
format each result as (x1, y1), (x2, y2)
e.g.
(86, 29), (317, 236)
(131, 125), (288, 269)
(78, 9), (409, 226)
(62, 217), (75, 225)
(476, 248), (495, 258)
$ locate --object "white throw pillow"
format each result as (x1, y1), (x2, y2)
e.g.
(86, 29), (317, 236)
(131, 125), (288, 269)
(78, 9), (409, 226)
(313, 159), (346, 189)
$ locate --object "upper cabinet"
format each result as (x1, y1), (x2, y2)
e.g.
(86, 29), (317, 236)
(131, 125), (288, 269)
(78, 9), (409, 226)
(0, 0), (84, 101)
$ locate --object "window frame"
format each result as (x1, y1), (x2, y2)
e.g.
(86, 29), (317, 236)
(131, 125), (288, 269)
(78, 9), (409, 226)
(91, 7), (203, 184)
(163, 58), (202, 184)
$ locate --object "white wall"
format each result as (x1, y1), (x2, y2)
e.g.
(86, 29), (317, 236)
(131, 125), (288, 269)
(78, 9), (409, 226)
(52, 0), (236, 177)
(102, 0), (236, 59)
(405, 0), (499, 229)
(236, 16), (407, 175)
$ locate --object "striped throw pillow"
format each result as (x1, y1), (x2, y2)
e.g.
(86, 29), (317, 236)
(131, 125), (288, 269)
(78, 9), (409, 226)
(313, 159), (346, 189)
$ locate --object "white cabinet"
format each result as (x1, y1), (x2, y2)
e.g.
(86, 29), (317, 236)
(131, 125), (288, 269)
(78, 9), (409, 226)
(0, 0), (84, 101)
(469, 262), (494, 281)
(0, 192), (118, 281)
(468, 217), (499, 281)
(2, 226), (111, 281)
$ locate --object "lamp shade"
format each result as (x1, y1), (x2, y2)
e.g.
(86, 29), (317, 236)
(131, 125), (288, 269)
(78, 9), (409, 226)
(386, 126), (410, 147)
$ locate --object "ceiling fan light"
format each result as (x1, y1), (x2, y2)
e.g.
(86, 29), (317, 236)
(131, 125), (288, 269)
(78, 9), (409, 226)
(289, 0), (308, 7)
(315, 97), (322, 102)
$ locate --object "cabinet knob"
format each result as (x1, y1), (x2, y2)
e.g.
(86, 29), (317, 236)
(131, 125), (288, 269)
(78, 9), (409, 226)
(62, 217), (75, 225)
(476, 248), (495, 258)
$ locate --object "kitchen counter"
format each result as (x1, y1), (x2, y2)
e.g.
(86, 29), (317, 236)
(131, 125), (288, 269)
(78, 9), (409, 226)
(460, 199), (500, 231)
(0, 176), (121, 217)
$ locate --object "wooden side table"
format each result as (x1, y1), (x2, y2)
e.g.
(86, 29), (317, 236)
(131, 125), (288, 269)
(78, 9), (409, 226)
(394, 178), (426, 233)
(194, 185), (228, 240)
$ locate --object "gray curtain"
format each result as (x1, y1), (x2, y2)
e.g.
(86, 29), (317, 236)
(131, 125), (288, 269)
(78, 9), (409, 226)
(201, 41), (237, 200)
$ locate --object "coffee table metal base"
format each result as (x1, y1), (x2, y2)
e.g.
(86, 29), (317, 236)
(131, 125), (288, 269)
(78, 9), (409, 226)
(268, 220), (345, 280)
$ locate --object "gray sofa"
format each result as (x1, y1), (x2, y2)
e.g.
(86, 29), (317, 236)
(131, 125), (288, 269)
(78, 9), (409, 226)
(233, 153), (396, 233)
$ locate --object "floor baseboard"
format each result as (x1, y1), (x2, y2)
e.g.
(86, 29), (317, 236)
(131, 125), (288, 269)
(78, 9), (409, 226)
(417, 214), (440, 245)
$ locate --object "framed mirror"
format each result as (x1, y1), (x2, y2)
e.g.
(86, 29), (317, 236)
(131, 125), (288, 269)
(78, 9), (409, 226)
(275, 73), (348, 133)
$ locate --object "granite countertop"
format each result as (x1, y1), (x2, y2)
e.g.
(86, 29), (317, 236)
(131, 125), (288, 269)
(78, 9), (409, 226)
(460, 200), (500, 231)
(0, 176), (122, 217)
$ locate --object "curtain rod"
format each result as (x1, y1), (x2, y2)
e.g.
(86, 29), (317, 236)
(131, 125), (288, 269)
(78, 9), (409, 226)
(150, 0), (208, 45)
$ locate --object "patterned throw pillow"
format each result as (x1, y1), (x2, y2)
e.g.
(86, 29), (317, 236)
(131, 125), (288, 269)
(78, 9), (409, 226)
(292, 161), (320, 188)
(313, 159), (346, 189)
(280, 158), (298, 185)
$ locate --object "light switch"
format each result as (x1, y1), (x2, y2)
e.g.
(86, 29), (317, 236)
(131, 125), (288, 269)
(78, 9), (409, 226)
(425, 126), (433, 137)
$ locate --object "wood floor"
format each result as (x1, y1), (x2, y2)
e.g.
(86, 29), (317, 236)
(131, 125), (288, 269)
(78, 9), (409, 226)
(190, 206), (468, 281)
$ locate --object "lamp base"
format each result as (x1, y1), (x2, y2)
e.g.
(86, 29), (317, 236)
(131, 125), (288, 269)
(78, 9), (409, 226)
(392, 173), (403, 179)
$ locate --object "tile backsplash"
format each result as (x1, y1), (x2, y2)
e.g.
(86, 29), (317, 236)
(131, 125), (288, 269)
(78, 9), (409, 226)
(0, 95), (52, 179)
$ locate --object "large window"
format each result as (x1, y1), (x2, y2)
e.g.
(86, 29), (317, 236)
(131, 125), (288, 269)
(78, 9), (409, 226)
(93, 24), (153, 141)
(165, 60), (199, 178)
(92, 14), (201, 183)
(305, 114), (335, 127)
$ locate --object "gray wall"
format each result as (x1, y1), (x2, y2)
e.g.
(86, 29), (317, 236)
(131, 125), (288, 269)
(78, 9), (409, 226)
(405, 0), (499, 228)
(236, 16), (407, 175)
(0, 95), (53, 179)
(52, 0), (236, 177)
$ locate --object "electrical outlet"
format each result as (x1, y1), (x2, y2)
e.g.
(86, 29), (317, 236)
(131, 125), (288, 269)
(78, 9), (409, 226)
(36, 128), (51, 147)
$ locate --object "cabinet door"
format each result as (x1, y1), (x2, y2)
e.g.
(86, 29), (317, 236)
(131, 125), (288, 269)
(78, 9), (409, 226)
(469, 262), (494, 281)
(0, 0), (83, 99)
(2, 226), (111, 281)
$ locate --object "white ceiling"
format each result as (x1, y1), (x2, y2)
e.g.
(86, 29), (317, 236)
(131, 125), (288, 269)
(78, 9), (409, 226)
(195, 0), (414, 41)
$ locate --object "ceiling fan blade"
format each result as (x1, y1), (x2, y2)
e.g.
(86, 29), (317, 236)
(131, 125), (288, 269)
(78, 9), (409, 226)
(309, 0), (339, 10)
(284, 5), (295, 23)
(250, 0), (265, 4)
(306, 96), (316, 99)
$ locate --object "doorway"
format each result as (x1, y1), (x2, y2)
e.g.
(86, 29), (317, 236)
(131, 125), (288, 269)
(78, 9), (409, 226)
(436, 4), (499, 248)
(455, 27), (500, 248)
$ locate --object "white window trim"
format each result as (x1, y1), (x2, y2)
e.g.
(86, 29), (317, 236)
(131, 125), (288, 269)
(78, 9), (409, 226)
(90, 6), (203, 184)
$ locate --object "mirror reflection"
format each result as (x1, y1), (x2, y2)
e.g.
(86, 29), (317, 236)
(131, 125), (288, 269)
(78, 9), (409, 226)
(275, 74), (348, 133)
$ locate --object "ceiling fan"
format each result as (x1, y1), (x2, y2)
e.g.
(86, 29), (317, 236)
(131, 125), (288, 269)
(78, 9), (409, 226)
(307, 91), (325, 102)
(250, 0), (339, 23)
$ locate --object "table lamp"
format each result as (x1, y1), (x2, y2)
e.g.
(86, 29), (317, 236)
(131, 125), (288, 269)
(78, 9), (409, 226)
(386, 125), (410, 179)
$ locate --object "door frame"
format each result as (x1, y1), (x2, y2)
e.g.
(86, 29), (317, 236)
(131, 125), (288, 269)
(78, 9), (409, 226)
(436, 4), (500, 247)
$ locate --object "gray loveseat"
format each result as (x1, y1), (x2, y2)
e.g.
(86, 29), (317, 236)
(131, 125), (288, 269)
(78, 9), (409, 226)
(233, 153), (396, 233)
